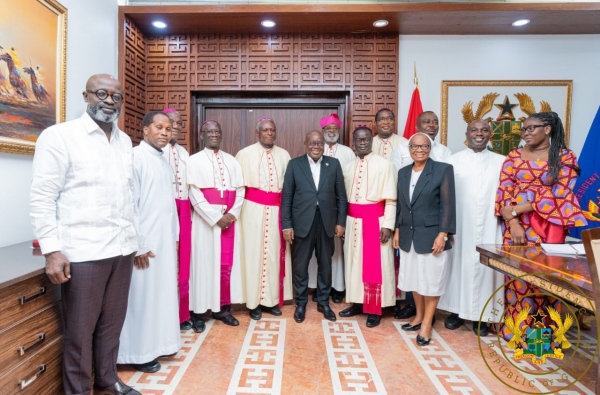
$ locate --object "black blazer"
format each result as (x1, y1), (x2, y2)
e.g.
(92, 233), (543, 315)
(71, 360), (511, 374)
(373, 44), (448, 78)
(396, 158), (456, 254)
(282, 155), (347, 238)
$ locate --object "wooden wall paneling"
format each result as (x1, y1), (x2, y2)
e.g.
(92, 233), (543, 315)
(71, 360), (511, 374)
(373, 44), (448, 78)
(122, 17), (147, 145)
(122, 31), (398, 151)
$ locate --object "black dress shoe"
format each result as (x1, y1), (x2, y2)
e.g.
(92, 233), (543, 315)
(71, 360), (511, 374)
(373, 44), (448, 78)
(318, 304), (337, 321)
(294, 305), (306, 323)
(265, 305), (282, 316)
(331, 290), (344, 304)
(444, 313), (465, 330)
(192, 318), (206, 333)
(131, 360), (161, 373)
(473, 321), (490, 337)
(339, 303), (363, 317)
(249, 307), (262, 320)
(180, 321), (192, 331)
(401, 322), (421, 331)
(395, 304), (416, 319)
(94, 379), (142, 395)
(213, 313), (239, 326)
(366, 314), (381, 328)
(416, 334), (431, 347)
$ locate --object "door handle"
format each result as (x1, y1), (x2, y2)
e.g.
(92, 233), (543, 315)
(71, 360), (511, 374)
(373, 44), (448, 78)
(19, 287), (46, 304)
(17, 333), (46, 356)
(18, 364), (46, 390)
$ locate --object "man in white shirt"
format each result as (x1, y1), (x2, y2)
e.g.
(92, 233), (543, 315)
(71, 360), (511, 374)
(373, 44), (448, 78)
(118, 111), (181, 373)
(438, 119), (505, 336)
(163, 108), (192, 331)
(307, 114), (354, 303)
(392, 111), (452, 321)
(372, 108), (407, 160)
(391, 111), (452, 172)
(30, 74), (141, 395)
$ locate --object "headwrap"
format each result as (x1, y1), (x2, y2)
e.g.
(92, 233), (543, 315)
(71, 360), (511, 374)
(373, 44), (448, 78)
(320, 113), (342, 129)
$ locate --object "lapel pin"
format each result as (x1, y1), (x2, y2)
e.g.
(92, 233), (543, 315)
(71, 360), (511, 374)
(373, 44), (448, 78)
(325, 163), (329, 166)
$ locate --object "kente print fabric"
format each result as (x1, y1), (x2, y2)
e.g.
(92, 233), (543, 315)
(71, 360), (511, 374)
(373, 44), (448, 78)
(493, 148), (587, 341)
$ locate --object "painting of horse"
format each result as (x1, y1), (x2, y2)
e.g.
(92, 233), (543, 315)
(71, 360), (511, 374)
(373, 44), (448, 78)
(0, 0), (67, 155)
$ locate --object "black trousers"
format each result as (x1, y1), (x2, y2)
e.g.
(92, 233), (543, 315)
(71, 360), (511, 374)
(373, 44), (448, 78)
(291, 207), (334, 306)
(61, 253), (135, 395)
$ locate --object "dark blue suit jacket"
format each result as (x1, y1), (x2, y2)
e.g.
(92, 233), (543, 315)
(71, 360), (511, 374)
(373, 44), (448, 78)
(281, 155), (347, 238)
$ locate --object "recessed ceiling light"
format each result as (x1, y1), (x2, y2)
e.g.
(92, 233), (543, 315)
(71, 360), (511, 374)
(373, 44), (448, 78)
(512, 19), (530, 27)
(373, 20), (389, 28)
(261, 20), (276, 28)
(152, 21), (167, 29)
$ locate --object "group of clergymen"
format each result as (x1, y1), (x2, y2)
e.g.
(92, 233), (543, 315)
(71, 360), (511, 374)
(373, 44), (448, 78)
(31, 74), (503, 395)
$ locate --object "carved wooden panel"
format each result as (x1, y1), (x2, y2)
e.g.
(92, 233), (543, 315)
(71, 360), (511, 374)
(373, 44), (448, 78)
(122, 29), (398, 151)
(123, 17), (146, 145)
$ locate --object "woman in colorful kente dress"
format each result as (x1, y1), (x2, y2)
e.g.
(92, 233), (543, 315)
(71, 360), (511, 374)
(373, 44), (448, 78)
(495, 111), (587, 340)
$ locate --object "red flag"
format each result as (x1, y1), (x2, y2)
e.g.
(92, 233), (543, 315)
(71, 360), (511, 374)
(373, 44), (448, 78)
(403, 87), (423, 139)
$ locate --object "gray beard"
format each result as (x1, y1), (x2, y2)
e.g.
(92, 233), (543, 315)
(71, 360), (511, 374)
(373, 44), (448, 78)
(88, 103), (120, 123)
(324, 134), (339, 144)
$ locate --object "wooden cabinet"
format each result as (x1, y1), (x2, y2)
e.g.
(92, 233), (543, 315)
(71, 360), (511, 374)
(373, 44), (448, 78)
(0, 242), (63, 395)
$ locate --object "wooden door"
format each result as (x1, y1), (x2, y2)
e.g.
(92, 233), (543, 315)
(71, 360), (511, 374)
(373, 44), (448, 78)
(192, 92), (349, 157)
(203, 107), (338, 158)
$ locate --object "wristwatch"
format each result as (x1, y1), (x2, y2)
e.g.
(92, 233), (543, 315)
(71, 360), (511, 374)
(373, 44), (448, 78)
(511, 208), (518, 217)
(443, 236), (448, 241)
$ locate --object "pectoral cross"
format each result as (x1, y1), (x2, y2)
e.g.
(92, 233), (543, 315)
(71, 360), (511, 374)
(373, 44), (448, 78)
(173, 181), (181, 186)
(218, 185), (225, 198)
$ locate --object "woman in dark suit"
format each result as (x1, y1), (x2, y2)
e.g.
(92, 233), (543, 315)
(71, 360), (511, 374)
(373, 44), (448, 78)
(392, 132), (456, 346)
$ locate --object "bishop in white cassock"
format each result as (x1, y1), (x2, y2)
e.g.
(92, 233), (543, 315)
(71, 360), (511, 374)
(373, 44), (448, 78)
(187, 120), (245, 331)
(118, 112), (181, 373)
(339, 127), (397, 329)
(372, 108), (407, 160)
(438, 119), (505, 336)
(307, 113), (355, 301)
(163, 108), (193, 330)
(236, 118), (293, 320)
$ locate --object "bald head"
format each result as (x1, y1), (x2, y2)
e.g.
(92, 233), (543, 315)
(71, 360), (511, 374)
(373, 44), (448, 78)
(304, 130), (325, 161)
(465, 119), (492, 152)
(83, 74), (123, 125)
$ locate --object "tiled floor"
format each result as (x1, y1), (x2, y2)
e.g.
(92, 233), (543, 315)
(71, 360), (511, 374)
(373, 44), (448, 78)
(117, 302), (598, 395)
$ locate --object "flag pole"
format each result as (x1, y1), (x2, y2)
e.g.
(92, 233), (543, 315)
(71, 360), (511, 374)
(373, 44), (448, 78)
(414, 61), (418, 87)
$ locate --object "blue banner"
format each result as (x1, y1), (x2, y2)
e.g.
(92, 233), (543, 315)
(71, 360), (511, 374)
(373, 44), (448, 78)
(570, 106), (600, 239)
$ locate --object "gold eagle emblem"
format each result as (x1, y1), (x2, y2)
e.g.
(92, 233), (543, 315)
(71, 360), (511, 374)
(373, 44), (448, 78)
(504, 307), (530, 349)
(546, 306), (574, 349)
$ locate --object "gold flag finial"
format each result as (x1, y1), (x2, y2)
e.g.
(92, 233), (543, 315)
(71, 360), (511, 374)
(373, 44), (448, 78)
(414, 61), (418, 86)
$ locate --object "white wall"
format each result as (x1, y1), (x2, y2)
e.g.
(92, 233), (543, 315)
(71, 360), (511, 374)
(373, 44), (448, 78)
(398, 35), (600, 155)
(0, 0), (119, 247)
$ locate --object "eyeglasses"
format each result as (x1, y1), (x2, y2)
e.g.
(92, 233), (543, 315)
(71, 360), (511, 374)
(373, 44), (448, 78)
(519, 124), (546, 135)
(376, 116), (395, 122)
(204, 129), (222, 136)
(408, 144), (431, 151)
(307, 141), (324, 147)
(87, 89), (123, 103)
(353, 138), (372, 144)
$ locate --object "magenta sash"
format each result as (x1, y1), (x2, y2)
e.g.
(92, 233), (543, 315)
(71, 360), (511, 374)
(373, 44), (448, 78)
(175, 198), (191, 323)
(244, 187), (285, 307)
(201, 188), (236, 306)
(348, 201), (386, 315)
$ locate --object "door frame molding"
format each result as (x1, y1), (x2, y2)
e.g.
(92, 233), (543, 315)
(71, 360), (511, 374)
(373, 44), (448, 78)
(192, 91), (349, 154)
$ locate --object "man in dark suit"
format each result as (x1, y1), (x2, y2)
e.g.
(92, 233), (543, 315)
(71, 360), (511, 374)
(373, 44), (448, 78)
(282, 130), (347, 323)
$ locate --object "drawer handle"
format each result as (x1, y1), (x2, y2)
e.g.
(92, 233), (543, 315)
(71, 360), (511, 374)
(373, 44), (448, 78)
(19, 287), (46, 304)
(17, 333), (46, 356)
(18, 364), (46, 390)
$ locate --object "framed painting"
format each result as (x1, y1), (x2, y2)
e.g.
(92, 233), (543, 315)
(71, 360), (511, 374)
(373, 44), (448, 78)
(0, 0), (67, 155)
(440, 80), (573, 155)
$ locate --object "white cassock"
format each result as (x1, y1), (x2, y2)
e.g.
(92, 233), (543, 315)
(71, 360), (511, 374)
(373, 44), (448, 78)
(437, 148), (506, 322)
(165, 143), (189, 199)
(118, 140), (181, 364)
(372, 134), (407, 161)
(308, 143), (355, 291)
(187, 148), (245, 313)
(392, 140), (452, 172)
(236, 143), (293, 309)
(343, 153), (397, 309)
